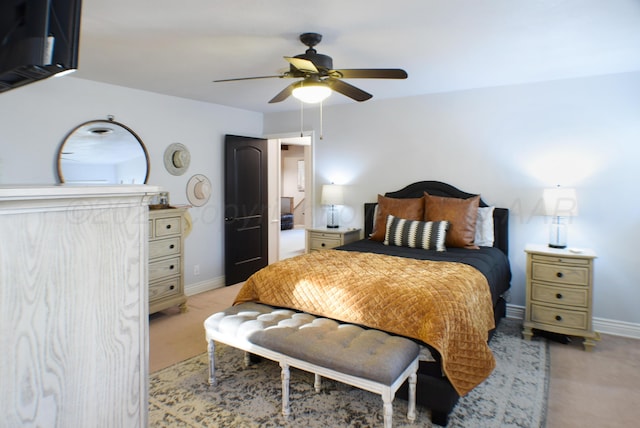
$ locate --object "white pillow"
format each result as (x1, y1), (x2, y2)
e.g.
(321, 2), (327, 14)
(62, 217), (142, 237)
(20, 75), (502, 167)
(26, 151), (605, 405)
(475, 206), (495, 247)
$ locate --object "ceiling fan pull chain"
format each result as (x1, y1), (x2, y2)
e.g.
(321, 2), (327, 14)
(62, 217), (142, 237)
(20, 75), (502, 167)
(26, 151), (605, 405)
(300, 100), (304, 137)
(320, 100), (324, 140)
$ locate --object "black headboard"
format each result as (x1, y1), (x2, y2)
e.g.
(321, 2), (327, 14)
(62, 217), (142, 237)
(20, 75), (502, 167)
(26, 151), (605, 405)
(363, 181), (509, 255)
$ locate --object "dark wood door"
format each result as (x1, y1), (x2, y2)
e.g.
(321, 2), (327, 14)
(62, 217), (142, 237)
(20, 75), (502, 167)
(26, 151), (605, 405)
(224, 135), (268, 286)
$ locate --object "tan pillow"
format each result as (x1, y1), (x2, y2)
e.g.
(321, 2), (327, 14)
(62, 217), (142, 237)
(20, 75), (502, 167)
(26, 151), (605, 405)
(423, 192), (480, 249)
(370, 194), (424, 241)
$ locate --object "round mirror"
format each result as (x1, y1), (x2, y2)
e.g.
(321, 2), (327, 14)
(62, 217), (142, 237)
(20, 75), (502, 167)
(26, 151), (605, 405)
(57, 119), (150, 184)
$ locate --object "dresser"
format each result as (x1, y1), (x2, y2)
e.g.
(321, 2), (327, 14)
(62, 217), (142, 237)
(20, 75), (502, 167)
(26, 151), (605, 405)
(0, 185), (158, 427)
(149, 206), (189, 314)
(306, 227), (362, 252)
(523, 244), (599, 351)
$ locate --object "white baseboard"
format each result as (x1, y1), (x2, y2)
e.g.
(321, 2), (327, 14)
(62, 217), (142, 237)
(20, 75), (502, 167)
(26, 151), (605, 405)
(506, 304), (640, 339)
(185, 276), (226, 296)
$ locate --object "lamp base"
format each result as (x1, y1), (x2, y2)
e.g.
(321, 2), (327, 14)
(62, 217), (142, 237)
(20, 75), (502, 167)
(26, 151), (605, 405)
(548, 216), (568, 249)
(548, 243), (567, 249)
(326, 205), (340, 229)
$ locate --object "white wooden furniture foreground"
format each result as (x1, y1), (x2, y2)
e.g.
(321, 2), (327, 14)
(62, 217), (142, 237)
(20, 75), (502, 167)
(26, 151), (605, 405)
(0, 184), (159, 427)
(204, 302), (421, 428)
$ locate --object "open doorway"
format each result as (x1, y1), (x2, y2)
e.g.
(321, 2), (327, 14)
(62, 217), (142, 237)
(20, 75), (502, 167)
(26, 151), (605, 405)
(267, 134), (313, 263)
(279, 143), (306, 259)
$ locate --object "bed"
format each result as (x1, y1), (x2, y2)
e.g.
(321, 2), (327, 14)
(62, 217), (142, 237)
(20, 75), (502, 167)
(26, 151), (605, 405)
(234, 181), (511, 425)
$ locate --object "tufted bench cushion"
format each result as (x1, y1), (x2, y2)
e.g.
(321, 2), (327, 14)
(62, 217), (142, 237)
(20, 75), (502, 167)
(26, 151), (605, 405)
(204, 302), (421, 427)
(249, 315), (419, 386)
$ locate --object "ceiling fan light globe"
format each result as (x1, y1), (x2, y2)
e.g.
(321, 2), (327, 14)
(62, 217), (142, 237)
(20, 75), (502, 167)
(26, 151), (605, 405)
(292, 85), (331, 103)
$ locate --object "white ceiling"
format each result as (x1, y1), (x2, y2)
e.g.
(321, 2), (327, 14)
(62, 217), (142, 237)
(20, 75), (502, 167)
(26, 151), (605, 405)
(73, 0), (640, 113)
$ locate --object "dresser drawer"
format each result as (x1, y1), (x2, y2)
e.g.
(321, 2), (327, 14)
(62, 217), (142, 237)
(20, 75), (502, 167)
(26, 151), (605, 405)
(149, 237), (181, 259)
(309, 234), (342, 250)
(531, 262), (589, 286)
(149, 257), (181, 282)
(154, 216), (182, 238)
(149, 277), (181, 301)
(530, 303), (588, 330)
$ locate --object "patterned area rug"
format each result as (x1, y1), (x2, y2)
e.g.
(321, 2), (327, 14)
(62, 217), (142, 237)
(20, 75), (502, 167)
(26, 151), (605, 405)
(149, 318), (548, 427)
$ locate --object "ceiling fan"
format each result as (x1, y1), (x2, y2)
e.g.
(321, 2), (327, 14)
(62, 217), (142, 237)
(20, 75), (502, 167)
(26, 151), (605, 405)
(214, 32), (408, 104)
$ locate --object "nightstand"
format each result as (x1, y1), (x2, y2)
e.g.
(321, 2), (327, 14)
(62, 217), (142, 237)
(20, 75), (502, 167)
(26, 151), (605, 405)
(306, 227), (362, 252)
(523, 244), (599, 351)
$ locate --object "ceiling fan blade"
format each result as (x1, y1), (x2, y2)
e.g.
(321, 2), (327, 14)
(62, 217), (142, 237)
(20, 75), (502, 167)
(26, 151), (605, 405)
(284, 57), (318, 73)
(333, 69), (408, 79)
(214, 75), (285, 82)
(326, 79), (372, 102)
(268, 82), (298, 103)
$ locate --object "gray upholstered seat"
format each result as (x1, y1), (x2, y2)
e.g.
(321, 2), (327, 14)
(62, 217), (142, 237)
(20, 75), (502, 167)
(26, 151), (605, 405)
(249, 314), (419, 385)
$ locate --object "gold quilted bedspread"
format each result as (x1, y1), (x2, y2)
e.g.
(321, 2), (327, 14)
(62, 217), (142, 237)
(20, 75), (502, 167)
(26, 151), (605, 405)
(234, 250), (496, 396)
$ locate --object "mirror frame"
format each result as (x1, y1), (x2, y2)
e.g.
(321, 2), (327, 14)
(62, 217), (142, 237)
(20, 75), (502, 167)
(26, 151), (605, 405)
(57, 119), (150, 184)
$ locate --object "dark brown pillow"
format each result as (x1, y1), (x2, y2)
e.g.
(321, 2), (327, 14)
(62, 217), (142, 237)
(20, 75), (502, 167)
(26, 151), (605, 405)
(370, 194), (424, 241)
(423, 192), (480, 249)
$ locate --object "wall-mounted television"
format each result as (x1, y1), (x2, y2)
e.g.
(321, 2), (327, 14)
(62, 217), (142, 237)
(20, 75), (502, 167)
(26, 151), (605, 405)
(0, 0), (82, 93)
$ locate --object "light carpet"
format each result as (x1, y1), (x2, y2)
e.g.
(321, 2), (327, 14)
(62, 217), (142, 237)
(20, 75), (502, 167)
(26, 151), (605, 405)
(149, 319), (548, 427)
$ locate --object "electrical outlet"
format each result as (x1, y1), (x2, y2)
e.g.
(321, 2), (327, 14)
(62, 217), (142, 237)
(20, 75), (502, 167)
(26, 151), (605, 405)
(193, 264), (200, 276)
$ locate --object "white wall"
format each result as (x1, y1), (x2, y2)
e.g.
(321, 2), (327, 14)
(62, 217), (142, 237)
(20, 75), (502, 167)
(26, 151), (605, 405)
(0, 75), (263, 291)
(264, 71), (640, 327)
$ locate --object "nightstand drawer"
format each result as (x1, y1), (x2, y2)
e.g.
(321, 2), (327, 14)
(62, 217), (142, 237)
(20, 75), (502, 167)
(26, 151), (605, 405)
(531, 303), (588, 330)
(154, 216), (182, 237)
(310, 235), (342, 250)
(531, 254), (591, 266)
(531, 282), (589, 307)
(149, 257), (181, 281)
(149, 237), (181, 259)
(149, 277), (181, 301)
(531, 262), (589, 286)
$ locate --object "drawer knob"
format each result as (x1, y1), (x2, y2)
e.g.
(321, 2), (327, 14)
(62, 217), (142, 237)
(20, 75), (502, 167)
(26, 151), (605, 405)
(166, 224), (172, 229)
(556, 272), (564, 278)
(555, 315), (563, 321)
(169, 285), (175, 290)
(169, 244), (175, 249)
(169, 265), (175, 270)
(321, 243), (326, 247)
(556, 293), (563, 299)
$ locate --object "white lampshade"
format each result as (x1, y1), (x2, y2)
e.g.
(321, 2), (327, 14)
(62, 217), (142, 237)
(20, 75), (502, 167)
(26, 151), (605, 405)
(321, 184), (344, 206)
(543, 187), (578, 217)
(292, 82), (331, 104)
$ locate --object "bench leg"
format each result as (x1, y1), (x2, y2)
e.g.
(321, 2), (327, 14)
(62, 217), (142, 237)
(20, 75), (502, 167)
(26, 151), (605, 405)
(280, 362), (291, 417)
(314, 373), (322, 392)
(407, 371), (417, 422)
(207, 340), (216, 386)
(383, 399), (393, 428)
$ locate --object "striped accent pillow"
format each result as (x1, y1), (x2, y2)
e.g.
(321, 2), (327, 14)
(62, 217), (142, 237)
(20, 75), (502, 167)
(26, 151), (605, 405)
(383, 215), (449, 251)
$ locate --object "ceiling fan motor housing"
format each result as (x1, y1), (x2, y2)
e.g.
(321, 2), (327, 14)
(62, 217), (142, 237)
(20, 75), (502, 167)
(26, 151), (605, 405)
(292, 50), (333, 73)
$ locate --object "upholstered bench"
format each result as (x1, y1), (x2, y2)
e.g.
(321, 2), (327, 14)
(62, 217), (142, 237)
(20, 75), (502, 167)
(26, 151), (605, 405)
(204, 302), (420, 428)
